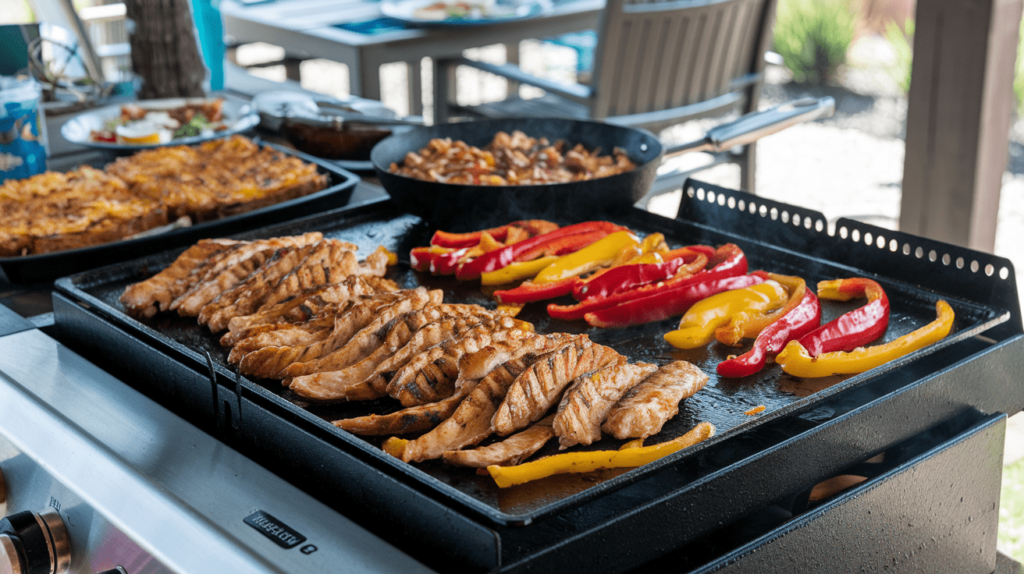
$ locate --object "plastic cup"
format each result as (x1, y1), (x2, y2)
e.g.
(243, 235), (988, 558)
(0, 76), (47, 183)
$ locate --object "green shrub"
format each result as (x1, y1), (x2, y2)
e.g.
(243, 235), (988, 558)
(773, 0), (857, 84)
(885, 18), (914, 94)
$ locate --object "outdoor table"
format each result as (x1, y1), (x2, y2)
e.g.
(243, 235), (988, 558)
(219, 0), (602, 116)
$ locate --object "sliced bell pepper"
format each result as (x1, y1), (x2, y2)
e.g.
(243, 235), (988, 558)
(775, 300), (954, 378)
(798, 278), (890, 357)
(663, 281), (789, 349)
(548, 243), (748, 321)
(494, 277), (579, 304)
(572, 247), (711, 301)
(486, 421), (715, 488)
(716, 289), (822, 378)
(432, 247), (471, 275)
(532, 230), (640, 283)
(586, 272), (768, 329)
(715, 273), (807, 346)
(430, 220), (559, 248)
(409, 246), (455, 272)
(480, 256), (559, 286)
(455, 221), (624, 280)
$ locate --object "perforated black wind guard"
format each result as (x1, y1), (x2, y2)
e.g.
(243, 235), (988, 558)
(677, 179), (1022, 339)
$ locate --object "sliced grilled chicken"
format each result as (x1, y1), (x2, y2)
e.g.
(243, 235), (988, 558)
(221, 276), (398, 347)
(238, 288), (438, 379)
(553, 360), (658, 449)
(491, 336), (621, 436)
(256, 239), (362, 311)
(201, 242), (337, 332)
(602, 361), (709, 440)
(387, 326), (533, 407)
(287, 313), (514, 401)
(227, 323), (335, 365)
(120, 238), (240, 318)
(172, 233), (323, 316)
(282, 303), (498, 378)
(401, 354), (538, 463)
(333, 379), (483, 436)
(442, 416), (556, 468)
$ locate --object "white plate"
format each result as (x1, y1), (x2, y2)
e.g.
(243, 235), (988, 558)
(61, 98), (260, 150)
(380, 0), (550, 26)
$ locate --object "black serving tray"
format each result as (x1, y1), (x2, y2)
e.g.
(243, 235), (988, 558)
(0, 141), (358, 283)
(52, 178), (1021, 533)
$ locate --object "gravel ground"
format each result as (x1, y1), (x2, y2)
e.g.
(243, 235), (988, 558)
(236, 37), (1024, 300)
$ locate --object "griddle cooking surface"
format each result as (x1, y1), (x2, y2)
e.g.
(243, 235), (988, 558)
(58, 193), (1012, 524)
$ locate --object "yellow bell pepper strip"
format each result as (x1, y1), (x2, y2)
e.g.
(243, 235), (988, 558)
(532, 231), (640, 283)
(430, 220), (559, 248)
(480, 256), (559, 286)
(496, 303), (525, 317)
(455, 221), (625, 280)
(373, 245), (399, 266)
(715, 273), (807, 346)
(798, 278), (890, 356)
(664, 281), (788, 349)
(745, 405), (766, 416)
(716, 289), (821, 378)
(382, 436), (408, 458)
(775, 299), (954, 378)
(548, 243), (746, 321)
(492, 231), (641, 304)
(486, 422), (716, 488)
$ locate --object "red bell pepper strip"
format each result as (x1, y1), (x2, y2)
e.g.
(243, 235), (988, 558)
(716, 290), (822, 378)
(797, 278), (889, 357)
(430, 220), (559, 248)
(572, 247), (712, 301)
(431, 247), (471, 275)
(455, 221), (624, 280)
(547, 243), (748, 321)
(585, 273), (768, 329)
(410, 246), (460, 272)
(493, 277), (578, 304)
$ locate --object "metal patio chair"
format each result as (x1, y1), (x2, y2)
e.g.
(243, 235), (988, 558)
(433, 0), (778, 193)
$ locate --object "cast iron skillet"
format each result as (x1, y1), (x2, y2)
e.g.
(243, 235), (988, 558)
(371, 98), (835, 227)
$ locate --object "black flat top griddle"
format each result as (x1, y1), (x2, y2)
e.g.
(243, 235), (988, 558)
(54, 179), (1020, 528)
(0, 141), (358, 283)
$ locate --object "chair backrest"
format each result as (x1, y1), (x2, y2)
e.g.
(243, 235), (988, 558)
(588, 0), (775, 127)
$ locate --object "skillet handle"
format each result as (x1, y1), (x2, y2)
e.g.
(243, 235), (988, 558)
(662, 97), (836, 159)
(706, 96), (835, 151)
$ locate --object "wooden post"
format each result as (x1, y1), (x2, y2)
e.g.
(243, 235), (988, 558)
(900, 0), (1022, 251)
(125, 0), (206, 98)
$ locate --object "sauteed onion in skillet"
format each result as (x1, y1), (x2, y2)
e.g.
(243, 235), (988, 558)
(388, 130), (637, 185)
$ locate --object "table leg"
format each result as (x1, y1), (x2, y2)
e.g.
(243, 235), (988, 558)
(432, 57), (457, 124)
(505, 42), (519, 98)
(407, 60), (423, 117)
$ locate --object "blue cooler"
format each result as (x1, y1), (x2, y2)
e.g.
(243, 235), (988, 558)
(0, 76), (46, 183)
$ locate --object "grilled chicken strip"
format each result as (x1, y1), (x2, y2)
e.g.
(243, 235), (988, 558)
(256, 242), (359, 312)
(399, 337), (563, 463)
(387, 326), (533, 407)
(333, 379), (483, 436)
(401, 351), (540, 462)
(491, 336), (621, 436)
(442, 416), (556, 468)
(238, 288), (439, 379)
(282, 303), (499, 378)
(120, 238), (240, 318)
(221, 276), (398, 347)
(553, 360), (658, 449)
(171, 233), (324, 317)
(201, 241), (344, 332)
(288, 313), (516, 401)
(602, 361), (709, 440)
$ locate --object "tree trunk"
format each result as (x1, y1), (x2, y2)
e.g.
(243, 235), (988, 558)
(125, 0), (206, 99)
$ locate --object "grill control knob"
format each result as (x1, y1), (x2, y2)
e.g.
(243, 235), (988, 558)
(0, 509), (70, 574)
